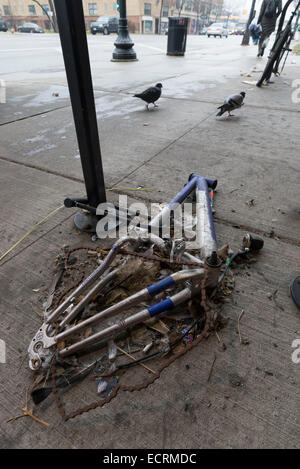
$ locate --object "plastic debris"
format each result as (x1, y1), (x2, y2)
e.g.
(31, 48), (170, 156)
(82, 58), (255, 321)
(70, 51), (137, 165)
(98, 377), (118, 398)
(143, 342), (153, 354)
(181, 328), (194, 344)
(108, 340), (118, 362)
(97, 378), (108, 395)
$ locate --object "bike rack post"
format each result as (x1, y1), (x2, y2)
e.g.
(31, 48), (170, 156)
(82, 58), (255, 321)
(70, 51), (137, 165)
(54, 0), (107, 232)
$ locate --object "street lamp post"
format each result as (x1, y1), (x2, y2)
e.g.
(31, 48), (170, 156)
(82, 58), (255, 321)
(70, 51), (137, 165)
(241, 0), (256, 46)
(112, 0), (137, 61)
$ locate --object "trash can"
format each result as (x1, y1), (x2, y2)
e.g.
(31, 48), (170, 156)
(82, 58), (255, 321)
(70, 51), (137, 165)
(167, 17), (189, 56)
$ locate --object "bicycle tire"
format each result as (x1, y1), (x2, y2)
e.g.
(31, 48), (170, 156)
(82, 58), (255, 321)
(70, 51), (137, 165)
(256, 28), (290, 87)
(273, 34), (292, 75)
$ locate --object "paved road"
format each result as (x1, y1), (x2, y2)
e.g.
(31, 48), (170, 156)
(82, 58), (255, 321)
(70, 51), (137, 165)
(0, 31), (266, 94)
(0, 32), (244, 76)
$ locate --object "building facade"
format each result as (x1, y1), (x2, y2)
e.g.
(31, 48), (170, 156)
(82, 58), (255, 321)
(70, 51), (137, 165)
(0, 0), (56, 29)
(0, 0), (224, 33)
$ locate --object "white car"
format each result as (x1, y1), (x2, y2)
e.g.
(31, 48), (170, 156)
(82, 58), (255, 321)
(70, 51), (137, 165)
(207, 23), (228, 38)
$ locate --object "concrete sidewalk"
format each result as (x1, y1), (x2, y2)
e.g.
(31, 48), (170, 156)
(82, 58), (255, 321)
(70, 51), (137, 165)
(0, 34), (299, 449)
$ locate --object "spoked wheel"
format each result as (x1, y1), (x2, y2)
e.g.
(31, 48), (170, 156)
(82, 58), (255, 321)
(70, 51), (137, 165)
(256, 28), (291, 87)
(273, 37), (292, 76)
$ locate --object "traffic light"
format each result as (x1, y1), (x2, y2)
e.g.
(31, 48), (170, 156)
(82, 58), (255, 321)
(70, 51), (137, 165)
(116, 1), (120, 12)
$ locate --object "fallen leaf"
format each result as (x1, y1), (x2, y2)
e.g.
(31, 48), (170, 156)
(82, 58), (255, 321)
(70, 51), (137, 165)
(245, 199), (255, 207)
(242, 80), (257, 85)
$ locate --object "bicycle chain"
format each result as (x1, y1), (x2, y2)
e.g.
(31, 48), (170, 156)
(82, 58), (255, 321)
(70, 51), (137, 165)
(50, 245), (215, 421)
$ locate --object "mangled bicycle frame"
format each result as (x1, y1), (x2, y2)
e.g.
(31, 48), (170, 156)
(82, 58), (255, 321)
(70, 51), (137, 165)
(28, 173), (253, 371)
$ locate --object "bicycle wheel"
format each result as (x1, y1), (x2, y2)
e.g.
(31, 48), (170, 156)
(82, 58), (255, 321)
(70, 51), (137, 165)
(273, 34), (292, 75)
(256, 28), (290, 87)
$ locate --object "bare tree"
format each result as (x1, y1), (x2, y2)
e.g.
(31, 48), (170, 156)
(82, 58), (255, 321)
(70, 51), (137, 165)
(32, 0), (58, 32)
(159, 0), (164, 34)
(48, 0), (58, 32)
(7, 0), (16, 29)
(179, 0), (185, 17)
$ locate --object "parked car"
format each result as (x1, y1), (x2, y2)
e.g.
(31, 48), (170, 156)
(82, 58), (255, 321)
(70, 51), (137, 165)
(17, 22), (44, 33)
(90, 16), (119, 35)
(0, 20), (8, 32)
(207, 23), (228, 38)
(233, 24), (246, 35)
(199, 27), (208, 35)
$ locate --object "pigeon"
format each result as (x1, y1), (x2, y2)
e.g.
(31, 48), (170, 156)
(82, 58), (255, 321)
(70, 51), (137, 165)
(133, 83), (162, 110)
(216, 92), (246, 117)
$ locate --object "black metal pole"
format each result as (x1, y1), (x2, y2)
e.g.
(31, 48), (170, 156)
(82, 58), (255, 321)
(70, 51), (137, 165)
(54, 0), (106, 224)
(112, 0), (137, 61)
(241, 0), (256, 46)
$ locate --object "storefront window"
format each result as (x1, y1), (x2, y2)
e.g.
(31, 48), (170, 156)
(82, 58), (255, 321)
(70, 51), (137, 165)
(145, 20), (152, 32)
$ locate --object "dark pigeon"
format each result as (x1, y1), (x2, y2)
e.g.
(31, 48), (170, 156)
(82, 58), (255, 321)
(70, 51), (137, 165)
(216, 92), (246, 117)
(134, 83), (162, 110)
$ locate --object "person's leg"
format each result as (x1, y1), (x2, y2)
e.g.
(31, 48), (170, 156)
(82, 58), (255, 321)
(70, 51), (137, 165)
(258, 31), (270, 56)
(258, 34), (265, 56)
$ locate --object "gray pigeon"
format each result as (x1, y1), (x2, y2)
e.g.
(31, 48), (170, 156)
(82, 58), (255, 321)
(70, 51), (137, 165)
(134, 83), (162, 110)
(216, 92), (246, 117)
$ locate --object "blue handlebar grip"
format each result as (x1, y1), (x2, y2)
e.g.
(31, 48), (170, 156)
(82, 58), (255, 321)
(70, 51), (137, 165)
(147, 298), (174, 317)
(147, 276), (175, 297)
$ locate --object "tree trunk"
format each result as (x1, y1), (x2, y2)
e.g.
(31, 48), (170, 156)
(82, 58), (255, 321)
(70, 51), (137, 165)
(32, 0), (58, 32)
(48, 0), (58, 32)
(179, 0), (184, 17)
(159, 0), (164, 34)
(241, 0), (256, 46)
